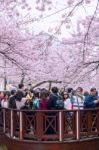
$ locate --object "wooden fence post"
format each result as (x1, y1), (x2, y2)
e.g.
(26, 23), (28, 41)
(36, 112), (43, 141)
(59, 111), (64, 141)
(76, 110), (80, 140)
(3, 109), (6, 133)
(97, 109), (99, 136)
(10, 109), (14, 138)
(87, 110), (92, 137)
(20, 111), (23, 140)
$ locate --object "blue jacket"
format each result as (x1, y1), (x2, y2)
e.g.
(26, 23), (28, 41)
(85, 95), (99, 108)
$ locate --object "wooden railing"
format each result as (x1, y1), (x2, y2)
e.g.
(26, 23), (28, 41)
(0, 108), (99, 142)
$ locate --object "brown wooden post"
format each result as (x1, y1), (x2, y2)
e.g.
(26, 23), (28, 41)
(59, 111), (64, 141)
(19, 111), (23, 140)
(10, 109), (14, 138)
(87, 110), (92, 137)
(76, 110), (80, 140)
(96, 109), (99, 136)
(3, 109), (6, 133)
(36, 111), (43, 141)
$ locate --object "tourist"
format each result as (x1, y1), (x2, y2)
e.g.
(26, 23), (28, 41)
(26, 89), (34, 109)
(39, 89), (49, 110)
(26, 89), (33, 102)
(1, 92), (9, 108)
(72, 87), (85, 110)
(9, 90), (17, 109)
(15, 84), (24, 101)
(62, 91), (73, 110)
(0, 91), (4, 108)
(47, 87), (63, 110)
(15, 84), (25, 109)
(85, 88), (99, 108)
(32, 90), (39, 110)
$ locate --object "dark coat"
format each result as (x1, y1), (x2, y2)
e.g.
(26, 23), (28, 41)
(9, 96), (16, 109)
(15, 90), (24, 101)
(47, 93), (62, 110)
(85, 95), (99, 108)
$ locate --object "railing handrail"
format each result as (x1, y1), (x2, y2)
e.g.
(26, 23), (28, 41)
(1, 107), (99, 112)
(0, 107), (99, 143)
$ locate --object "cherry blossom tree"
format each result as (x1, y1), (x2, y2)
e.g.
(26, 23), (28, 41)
(0, 0), (99, 90)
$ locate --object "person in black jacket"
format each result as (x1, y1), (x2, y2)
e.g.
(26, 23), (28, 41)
(9, 90), (16, 109)
(15, 84), (24, 101)
(47, 87), (62, 109)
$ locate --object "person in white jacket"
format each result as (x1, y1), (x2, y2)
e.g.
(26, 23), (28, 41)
(73, 87), (85, 110)
(62, 91), (73, 110)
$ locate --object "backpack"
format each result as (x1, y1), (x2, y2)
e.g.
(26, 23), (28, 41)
(55, 96), (64, 109)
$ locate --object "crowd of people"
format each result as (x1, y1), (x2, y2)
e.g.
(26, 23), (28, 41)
(0, 84), (99, 110)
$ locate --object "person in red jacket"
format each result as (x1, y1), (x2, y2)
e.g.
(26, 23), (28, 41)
(39, 89), (49, 110)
